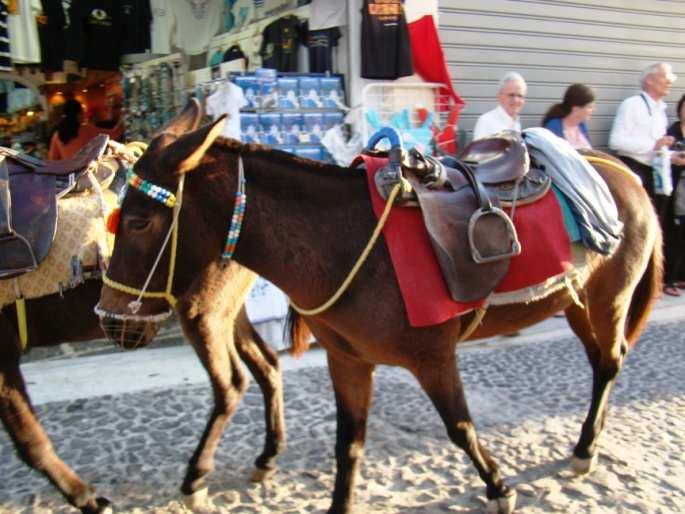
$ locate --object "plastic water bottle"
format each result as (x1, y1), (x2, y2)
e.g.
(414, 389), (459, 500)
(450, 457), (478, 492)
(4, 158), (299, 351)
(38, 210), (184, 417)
(653, 147), (673, 196)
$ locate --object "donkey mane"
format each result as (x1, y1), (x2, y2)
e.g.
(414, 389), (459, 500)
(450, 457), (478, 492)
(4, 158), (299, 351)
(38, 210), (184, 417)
(212, 137), (361, 181)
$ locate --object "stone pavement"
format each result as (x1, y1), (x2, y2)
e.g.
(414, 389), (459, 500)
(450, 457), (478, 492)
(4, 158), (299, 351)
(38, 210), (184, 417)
(0, 295), (684, 513)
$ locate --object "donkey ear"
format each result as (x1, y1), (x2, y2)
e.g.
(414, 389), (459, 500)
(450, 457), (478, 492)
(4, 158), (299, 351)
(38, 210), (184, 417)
(154, 98), (203, 138)
(167, 116), (227, 174)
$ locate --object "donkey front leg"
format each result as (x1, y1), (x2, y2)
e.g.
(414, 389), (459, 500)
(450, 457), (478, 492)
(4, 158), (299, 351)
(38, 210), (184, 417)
(413, 353), (515, 514)
(326, 351), (375, 514)
(233, 306), (286, 481)
(177, 312), (249, 508)
(0, 333), (111, 513)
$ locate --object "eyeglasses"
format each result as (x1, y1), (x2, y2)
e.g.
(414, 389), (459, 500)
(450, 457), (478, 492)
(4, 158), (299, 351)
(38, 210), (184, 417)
(506, 93), (526, 99)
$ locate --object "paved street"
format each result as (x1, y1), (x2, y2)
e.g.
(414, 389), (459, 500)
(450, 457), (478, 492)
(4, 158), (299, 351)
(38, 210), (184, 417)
(0, 297), (684, 513)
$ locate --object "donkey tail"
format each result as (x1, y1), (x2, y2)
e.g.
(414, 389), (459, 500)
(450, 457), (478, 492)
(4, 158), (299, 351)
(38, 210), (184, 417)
(286, 307), (312, 357)
(625, 225), (664, 347)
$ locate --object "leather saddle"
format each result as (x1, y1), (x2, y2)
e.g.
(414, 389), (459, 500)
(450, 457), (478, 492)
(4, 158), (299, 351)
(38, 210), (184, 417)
(0, 134), (110, 280)
(370, 131), (551, 303)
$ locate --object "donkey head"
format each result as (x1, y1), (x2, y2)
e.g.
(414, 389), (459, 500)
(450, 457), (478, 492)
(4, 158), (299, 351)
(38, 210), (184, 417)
(97, 99), (227, 349)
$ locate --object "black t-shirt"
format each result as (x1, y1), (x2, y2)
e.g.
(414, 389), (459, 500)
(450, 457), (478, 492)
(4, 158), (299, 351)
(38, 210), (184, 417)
(223, 44), (249, 67)
(260, 15), (300, 72)
(301, 22), (340, 73)
(120, 0), (152, 54)
(37, 0), (66, 71)
(361, 0), (413, 80)
(66, 0), (125, 71)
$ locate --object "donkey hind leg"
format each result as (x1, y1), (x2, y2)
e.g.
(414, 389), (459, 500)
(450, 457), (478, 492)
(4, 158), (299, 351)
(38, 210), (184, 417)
(0, 333), (111, 513)
(413, 353), (516, 514)
(178, 312), (249, 508)
(565, 298), (626, 475)
(326, 351), (375, 514)
(233, 306), (286, 482)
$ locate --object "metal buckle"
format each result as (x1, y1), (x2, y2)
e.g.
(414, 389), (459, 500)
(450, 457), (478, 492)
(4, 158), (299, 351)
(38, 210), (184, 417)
(468, 207), (521, 264)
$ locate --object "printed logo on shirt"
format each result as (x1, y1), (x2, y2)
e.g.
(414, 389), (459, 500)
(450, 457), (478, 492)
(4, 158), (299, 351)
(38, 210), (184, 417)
(122, 3), (135, 16)
(89, 8), (113, 27)
(368, 0), (402, 23)
(62, 0), (72, 28)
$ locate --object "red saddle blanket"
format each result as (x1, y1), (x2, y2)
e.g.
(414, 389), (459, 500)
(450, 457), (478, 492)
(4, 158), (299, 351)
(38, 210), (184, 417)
(360, 155), (573, 327)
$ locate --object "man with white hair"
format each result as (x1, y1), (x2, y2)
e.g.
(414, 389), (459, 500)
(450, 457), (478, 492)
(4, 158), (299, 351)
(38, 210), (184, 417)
(609, 62), (685, 199)
(473, 71), (527, 140)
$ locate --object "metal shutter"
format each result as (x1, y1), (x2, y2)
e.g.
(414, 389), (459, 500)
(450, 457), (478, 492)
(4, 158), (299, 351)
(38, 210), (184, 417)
(437, 0), (685, 147)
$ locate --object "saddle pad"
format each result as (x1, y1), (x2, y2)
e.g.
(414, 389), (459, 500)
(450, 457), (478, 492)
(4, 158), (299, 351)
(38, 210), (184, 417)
(0, 190), (116, 308)
(362, 155), (573, 327)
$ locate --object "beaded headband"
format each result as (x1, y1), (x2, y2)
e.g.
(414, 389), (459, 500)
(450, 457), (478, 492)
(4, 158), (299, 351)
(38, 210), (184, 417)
(127, 169), (177, 208)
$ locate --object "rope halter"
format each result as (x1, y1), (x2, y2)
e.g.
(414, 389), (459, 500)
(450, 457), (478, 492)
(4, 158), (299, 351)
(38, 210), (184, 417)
(98, 159), (246, 320)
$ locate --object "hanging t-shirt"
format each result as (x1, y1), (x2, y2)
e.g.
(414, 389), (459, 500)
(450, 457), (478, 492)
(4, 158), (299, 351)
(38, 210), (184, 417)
(170, 0), (222, 56)
(301, 22), (340, 73)
(66, 0), (125, 70)
(120, 0), (152, 54)
(36, 0), (66, 71)
(259, 15), (300, 72)
(205, 81), (247, 140)
(8, 0), (42, 63)
(231, 0), (254, 30)
(150, 0), (171, 54)
(223, 44), (248, 66)
(0, 4), (12, 71)
(361, 0), (413, 80)
(309, 0), (346, 30)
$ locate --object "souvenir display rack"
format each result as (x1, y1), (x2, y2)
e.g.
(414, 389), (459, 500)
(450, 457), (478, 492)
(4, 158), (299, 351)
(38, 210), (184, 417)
(121, 54), (185, 141)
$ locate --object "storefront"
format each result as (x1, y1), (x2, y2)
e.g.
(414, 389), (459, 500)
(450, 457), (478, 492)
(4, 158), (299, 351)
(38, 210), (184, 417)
(436, 1), (685, 147)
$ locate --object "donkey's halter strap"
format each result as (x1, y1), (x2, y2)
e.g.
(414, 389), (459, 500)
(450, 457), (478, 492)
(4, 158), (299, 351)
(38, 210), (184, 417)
(103, 157), (247, 314)
(127, 169), (177, 207)
(102, 173), (185, 313)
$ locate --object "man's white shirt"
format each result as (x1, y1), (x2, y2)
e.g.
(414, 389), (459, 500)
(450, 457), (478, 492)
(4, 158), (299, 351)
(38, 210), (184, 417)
(609, 93), (668, 166)
(473, 105), (521, 140)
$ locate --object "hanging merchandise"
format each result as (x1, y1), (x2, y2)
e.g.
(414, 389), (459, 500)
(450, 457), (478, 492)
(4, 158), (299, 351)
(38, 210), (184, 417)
(169, 0), (223, 56)
(360, 0), (413, 80)
(120, 0), (152, 54)
(301, 21), (340, 73)
(205, 80), (247, 140)
(7, 0), (42, 64)
(67, 0), (126, 71)
(222, 44), (249, 68)
(231, 0), (255, 31)
(0, 3), (12, 71)
(309, 0), (346, 30)
(36, 0), (66, 72)
(150, 0), (172, 54)
(259, 14), (300, 72)
(407, 16), (463, 109)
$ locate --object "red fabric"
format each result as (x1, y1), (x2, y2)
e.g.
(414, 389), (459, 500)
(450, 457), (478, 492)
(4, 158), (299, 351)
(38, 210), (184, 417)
(362, 155), (573, 326)
(407, 15), (464, 110)
(494, 191), (573, 292)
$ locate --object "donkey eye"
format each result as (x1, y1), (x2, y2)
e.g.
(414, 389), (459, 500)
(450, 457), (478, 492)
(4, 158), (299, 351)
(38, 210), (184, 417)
(127, 217), (150, 231)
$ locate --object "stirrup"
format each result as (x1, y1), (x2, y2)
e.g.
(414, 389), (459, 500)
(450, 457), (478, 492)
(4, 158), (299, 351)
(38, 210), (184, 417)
(467, 207), (521, 263)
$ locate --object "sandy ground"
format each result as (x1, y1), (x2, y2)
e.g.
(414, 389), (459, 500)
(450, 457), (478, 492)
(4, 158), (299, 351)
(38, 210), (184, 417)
(1, 308), (684, 513)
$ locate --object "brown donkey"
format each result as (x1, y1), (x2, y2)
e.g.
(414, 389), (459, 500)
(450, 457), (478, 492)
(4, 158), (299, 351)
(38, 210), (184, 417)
(98, 109), (662, 514)
(0, 106), (285, 514)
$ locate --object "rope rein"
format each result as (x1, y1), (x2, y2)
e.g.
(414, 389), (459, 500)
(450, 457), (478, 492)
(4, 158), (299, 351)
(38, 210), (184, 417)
(289, 181), (403, 316)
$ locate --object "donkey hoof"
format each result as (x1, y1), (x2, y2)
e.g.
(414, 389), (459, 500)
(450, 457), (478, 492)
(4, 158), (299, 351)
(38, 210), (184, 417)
(486, 489), (517, 514)
(97, 497), (114, 514)
(183, 487), (209, 511)
(571, 453), (598, 475)
(80, 497), (112, 514)
(250, 466), (276, 482)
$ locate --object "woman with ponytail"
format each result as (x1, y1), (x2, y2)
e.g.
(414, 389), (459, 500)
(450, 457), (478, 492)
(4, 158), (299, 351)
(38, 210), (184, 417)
(542, 83), (596, 149)
(48, 99), (109, 160)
